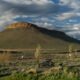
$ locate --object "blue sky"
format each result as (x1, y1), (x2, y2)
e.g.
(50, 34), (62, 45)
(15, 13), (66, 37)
(0, 0), (80, 39)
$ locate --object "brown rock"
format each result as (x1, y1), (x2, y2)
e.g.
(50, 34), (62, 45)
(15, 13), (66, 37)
(7, 22), (32, 29)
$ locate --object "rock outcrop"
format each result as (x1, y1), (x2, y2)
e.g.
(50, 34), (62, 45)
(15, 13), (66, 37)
(7, 22), (32, 29)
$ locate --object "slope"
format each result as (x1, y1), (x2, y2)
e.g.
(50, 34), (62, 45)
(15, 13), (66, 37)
(0, 22), (79, 51)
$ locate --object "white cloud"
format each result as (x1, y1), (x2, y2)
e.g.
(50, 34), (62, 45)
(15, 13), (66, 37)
(70, 1), (80, 9)
(69, 19), (77, 23)
(60, 23), (80, 39)
(57, 0), (80, 21)
(3, 0), (53, 5)
(60, 0), (80, 9)
(56, 12), (75, 20)
(0, 9), (19, 30)
(61, 23), (80, 31)
(40, 17), (50, 22)
(56, 11), (80, 21)
(66, 31), (80, 40)
(72, 24), (80, 29)
(60, 0), (70, 5)
(0, 0), (56, 29)
(35, 22), (52, 27)
(34, 21), (53, 29)
(33, 17), (55, 23)
(44, 22), (52, 27)
(76, 13), (80, 16)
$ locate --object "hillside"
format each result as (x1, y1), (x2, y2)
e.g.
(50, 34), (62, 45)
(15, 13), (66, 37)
(0, 22), (80, 51)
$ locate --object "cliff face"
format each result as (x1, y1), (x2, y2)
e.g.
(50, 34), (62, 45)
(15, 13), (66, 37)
(7, 22), (32, 29)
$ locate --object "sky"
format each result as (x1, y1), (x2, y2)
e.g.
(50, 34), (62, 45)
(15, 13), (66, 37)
(0, 0), (80, 40)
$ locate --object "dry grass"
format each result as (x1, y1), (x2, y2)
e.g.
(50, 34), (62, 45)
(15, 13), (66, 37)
(34, 44), (41, 69)
(0, 52), (11, 63)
